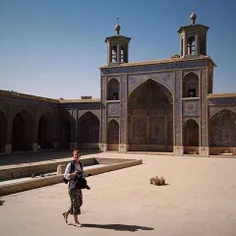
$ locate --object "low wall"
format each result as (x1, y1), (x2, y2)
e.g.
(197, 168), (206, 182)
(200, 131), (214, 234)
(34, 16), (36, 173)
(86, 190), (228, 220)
(0, 158), (142, 196)
(210, 147), (236, 155)
(0, 158), (99, 181)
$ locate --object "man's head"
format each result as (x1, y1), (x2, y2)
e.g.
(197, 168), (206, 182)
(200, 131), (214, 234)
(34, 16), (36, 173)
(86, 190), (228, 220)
(73, 149), (81, 163)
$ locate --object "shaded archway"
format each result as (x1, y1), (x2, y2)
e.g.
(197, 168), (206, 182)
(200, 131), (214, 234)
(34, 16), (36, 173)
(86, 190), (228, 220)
(107, 119), (119, 151)
(0, 110), (7, 152)
(107, 78), (120, 100)
(183, 119), (199, 154)
(59, 119), (71, 149)
(78, 112), (99, 149)
(12, 109), (34, 151)
(209, 109), (236, 151)
(128, 79), (173, 151)
(38, 114), (53, 149)
(183, 72), (199, 97)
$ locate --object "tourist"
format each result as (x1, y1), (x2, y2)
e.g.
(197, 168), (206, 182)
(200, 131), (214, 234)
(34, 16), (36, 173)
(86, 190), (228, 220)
(62, 149), (85, 227)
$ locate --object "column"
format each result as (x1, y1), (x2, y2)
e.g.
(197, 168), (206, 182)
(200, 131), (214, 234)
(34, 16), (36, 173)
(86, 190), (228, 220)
(119, 75), (128, 153)
(5, 104), (13, 153)
(99, 77), (107, 152)
(70, 109), (78, 150)
(199, 68), (209, 156)
(195, 34), (199, 55)
(164, 115), (168, 147)
(117, 44), (121, 63)
(174, 70), (184, 155)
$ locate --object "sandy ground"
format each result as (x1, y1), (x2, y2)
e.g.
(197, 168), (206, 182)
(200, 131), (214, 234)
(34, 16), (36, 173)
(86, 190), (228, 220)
(0, 152), (236, 236)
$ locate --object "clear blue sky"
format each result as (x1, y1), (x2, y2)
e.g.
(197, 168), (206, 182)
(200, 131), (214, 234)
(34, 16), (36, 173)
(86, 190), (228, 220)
(1, 0), (236, 99)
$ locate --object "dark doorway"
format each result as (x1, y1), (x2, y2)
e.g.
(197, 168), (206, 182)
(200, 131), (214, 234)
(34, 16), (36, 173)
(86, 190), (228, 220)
(12, 110), (33, 151)
(0, 110), (7, 152)
(60, 119), (71, 149)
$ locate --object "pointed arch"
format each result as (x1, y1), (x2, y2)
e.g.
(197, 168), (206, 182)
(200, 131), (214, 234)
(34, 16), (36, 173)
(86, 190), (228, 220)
(0, 109), (7, 152)
(187, 36), (196, 55)
(12, 109), (34, 151)
(183, 119), (199, 154)
(128, 79), (173, 151)
(209, 107), (236, 120)
(183, 72), (199, 97)
(107, 78), (120, 100)
(209, 109), (236, 147)
(129, 77), (174, 99)
(78, 111), (99, 149)
(107, 119), (119, 151)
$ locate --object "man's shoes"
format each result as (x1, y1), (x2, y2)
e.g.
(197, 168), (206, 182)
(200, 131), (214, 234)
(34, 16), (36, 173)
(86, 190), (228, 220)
(74, 222), (82, 227)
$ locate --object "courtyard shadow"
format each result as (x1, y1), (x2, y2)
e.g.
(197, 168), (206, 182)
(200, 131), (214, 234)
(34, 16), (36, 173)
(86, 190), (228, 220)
(81, 223), (154, 232)
(0, 198), (5, 206)
(0, 149), (102, 166)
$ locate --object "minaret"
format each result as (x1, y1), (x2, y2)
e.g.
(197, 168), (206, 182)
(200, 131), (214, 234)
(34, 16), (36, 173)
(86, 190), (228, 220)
(178, 10), (209, 57)
(105, 19), (131, 65)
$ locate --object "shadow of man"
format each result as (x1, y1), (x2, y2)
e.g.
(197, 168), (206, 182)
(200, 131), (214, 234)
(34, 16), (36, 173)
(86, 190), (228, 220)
(81, 223), (154, 232)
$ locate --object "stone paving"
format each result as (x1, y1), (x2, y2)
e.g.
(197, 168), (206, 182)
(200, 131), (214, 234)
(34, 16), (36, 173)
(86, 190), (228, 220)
(0, 152), (236, 236)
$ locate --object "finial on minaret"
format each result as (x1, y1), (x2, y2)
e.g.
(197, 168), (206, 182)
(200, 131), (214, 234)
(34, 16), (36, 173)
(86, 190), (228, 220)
(190, 8), (197, 24)
(115, 17), (121, 35)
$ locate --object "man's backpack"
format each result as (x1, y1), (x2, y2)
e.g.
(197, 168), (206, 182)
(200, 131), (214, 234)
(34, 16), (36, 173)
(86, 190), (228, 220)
(63, 161), (90, 190)
(63, 161), (83, 184)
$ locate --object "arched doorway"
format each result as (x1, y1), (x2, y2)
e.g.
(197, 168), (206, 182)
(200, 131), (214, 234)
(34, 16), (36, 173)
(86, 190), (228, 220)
(38, 114), (53, 149)
(78, 112), (99, 149)
(209, 109), (236, 154)
(0, 110), (7, 152)
(107, 119), (119, 151)
(107, 78), (120, 100)
(128, 79), (173, 151)
(183, 119), (199, 154)
(59, 119), (71, 149)
(182, 72), (199, 98)
(12, 109), (34, 151)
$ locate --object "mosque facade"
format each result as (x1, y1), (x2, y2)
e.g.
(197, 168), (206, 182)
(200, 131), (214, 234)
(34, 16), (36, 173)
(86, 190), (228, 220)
(0, 12), (236, 156)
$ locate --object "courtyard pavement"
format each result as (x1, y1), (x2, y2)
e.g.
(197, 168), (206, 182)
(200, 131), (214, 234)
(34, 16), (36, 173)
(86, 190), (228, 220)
(0, 152), (236, 236)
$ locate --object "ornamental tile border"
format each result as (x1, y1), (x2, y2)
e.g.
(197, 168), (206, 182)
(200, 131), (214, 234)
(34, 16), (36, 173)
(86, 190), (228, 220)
(101, 60), (208, 75)
(175, 71), (182, 146)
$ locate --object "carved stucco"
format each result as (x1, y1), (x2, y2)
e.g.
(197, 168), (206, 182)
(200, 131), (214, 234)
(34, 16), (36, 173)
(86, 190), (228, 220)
(209, 106), (236, 120)
(107, 117), (120, 124)
(39, 107), (55, 118)
(183, 69), (200, 78)
(107, 76), (121, 83)
(78, 110), (101, 121)
(183, 117), (200, 125)
(128, 72), (174, 96)
(12, 104), (35, 121)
